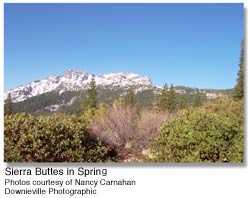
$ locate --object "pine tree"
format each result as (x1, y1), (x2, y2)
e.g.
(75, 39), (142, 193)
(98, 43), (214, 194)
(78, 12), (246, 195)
(85, 76), (98, 109)
(113, 96), (125, 108)
(179, 93), (187, 110)
(233, 40), (244, 100)
(125, 88), (136, 107)
(152, 93), (160, 112)
(167, 84), (177, 112)
(193, 89), (203, 107)
(5, 93), (13, 115)
(159, 83), (168, 111)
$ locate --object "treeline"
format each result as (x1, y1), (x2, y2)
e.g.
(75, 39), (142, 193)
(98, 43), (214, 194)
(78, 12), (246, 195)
(6, 86), (229, 116)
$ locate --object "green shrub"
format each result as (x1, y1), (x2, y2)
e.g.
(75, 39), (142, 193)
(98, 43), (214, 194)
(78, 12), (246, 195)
(203, 97), (244, 124)
(151, 98), (243, 162)
(4, 113), (114, 162)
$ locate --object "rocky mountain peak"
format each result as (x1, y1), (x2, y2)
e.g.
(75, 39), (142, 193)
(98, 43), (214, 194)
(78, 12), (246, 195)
(5, 70), (153, 103)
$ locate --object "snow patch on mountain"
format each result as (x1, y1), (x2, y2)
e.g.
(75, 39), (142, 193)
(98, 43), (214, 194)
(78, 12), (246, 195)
(45, 104), (60, 112)
(5, 70), (153, 103)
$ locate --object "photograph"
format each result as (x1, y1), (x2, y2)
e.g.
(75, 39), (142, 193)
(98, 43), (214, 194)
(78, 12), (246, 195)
(4, 3), (244, 163)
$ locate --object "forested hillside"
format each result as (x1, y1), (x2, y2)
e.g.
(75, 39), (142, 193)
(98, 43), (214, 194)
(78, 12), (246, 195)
(9, 85), (232, 115)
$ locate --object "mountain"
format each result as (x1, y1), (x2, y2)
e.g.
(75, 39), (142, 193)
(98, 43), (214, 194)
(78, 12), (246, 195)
(5, 69), (233, 115)
(5, 70), (153, 103)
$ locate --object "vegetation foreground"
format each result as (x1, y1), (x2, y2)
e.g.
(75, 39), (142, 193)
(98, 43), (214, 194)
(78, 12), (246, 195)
(4, 97), (244, 163)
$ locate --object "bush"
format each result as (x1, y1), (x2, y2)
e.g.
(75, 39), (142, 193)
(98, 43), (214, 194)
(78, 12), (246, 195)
(136, 110), (170, 149)
(203, 97), (244, 124)
(151, 98), (244, 162)
(91, 104), (137, 158)
(91, 102), (169, 160)
(4, 113), (113, 162)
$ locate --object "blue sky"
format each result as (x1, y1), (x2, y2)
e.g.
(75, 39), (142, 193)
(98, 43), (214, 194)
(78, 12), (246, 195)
(4, 3), (243, 90)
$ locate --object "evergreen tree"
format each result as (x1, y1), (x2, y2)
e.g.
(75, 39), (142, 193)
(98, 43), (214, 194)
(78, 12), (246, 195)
(5, 93), (13, 115)
(193, 89), (203, 107)
(125, 88), (136, 107)
(179, 93), (187, 110)
(167, 84), (177, 112)
(113, 96), (125, 108)
(159, 83), (168, 111)
(85, 76), (98, 109)
(233, 40), (244, 100)
(152, 93), (160, 112)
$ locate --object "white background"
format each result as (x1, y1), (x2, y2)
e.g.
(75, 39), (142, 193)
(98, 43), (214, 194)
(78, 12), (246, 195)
(0, 0), (247, 197)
